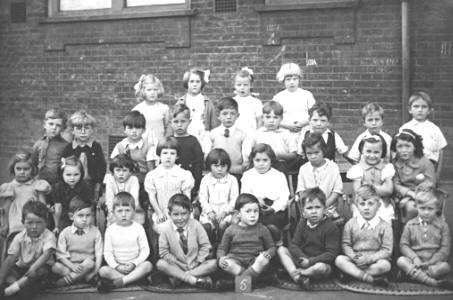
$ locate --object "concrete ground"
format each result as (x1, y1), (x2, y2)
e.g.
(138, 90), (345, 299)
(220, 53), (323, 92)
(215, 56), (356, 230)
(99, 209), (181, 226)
(34, 287), (453, 300)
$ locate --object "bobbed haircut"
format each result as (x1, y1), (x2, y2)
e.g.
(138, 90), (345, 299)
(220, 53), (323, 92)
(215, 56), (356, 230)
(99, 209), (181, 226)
(168, 193), (192, 212)
(8, 150), (38, 177)
(302, 132), (328, 157)
(123, 110), (146, 129)
(112, 191), (136, 210)
(358, 134), (387, 158)
(156, 136), (179, 156)
(109, 153), (137, 173)
(391, 129), (424, 158)
(276, 62), (302, 83)
(182, 68), (207, 90)
(249, 143), (277, 168)
(60, 155), (85, 182)
(205, 148), (231, 171)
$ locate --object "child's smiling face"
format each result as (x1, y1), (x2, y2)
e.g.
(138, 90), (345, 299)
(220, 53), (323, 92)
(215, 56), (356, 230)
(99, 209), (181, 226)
(169, 205), (190, 229)
(361, 141), (383, 166)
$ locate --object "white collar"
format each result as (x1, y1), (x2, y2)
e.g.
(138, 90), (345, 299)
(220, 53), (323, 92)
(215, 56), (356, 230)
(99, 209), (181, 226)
(123, 138), (144, 149)
(207, 173), (229, 184)
(71, 225), (89, 234)
(357, 213), (380, 230)
(72, 139), (94, 149)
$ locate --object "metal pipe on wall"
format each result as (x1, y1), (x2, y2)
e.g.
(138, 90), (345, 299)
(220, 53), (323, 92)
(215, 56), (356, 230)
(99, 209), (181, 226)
(401, 0), (410, 122)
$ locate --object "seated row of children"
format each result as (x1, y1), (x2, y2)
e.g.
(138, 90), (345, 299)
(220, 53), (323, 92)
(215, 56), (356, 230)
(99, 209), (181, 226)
(0, 182), (450, 297)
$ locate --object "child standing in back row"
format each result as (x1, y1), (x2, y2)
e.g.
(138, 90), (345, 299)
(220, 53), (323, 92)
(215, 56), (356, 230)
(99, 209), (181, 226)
(32, 109), (69, 185)
(233, 67), (263, 135)
(176, 68), (219, 143)
(399, 91), (447, 179)
(132, 74), (170, 143)
(273, 62), (316, 137)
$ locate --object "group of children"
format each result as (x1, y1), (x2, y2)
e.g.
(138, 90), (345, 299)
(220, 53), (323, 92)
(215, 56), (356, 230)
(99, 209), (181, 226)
(0, 62), (451, 297)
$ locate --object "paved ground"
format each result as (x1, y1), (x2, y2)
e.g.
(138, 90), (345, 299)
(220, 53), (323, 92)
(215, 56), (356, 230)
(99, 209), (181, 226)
(34, 288), (453, 300)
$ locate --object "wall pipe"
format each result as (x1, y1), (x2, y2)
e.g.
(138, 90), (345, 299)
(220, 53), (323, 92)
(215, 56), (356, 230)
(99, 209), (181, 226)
(401, 0), (410, 122)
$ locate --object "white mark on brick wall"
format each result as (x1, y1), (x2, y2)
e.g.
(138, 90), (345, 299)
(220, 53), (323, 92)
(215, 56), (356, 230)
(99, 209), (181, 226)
(372, 57), (398, 65)
(266, 24), (279, 45)
(441, 41), (451, 56)
(305, 52), (317, 66)
(269, 45), (286, 64)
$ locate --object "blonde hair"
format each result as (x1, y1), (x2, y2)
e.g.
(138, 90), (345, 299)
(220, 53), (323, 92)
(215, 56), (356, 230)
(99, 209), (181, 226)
(69, 110), (96, 128)
(134, 74), (164, 99)
(44, 109), (67, 129)
(276, 62), (302, 83)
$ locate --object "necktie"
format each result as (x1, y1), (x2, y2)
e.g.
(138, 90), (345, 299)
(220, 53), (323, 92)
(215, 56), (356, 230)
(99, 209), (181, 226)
(177, 228), (188, 254)
(75, 228), (84, 235)
(224, 128), (230, 138)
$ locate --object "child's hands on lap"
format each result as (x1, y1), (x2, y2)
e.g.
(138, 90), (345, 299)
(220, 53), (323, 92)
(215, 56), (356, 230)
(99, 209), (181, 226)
(298, 257), (310, 268)
(71, 263), (84, 273)
(218, 256), (229, 268)
(156, 211), (167, 223)
(116, 263), (133, 274)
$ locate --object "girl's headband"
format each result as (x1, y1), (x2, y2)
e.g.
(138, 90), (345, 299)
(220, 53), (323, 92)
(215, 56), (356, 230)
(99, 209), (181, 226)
(396, 130), (416, 140)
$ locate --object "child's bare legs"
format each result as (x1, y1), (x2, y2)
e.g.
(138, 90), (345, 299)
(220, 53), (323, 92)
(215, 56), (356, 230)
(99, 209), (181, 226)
(242, 253), (271, 280)
(99, 261), (152, 287)
(218, 257), (244, 276)
(397, 256), (450, 286)
(187, 259), (218, 277)
(52, 258), (95, 286)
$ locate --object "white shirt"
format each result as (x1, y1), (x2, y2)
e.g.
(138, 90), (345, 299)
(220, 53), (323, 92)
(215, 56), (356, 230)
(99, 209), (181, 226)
(296, 159), (343, 198)
(253, 127), (297, 160)
(241, 168), (289, 212)
(110, 138), (157, 161)
(348, 129), (392, 162)
(400, 119), (447, 162)
(103, 173), (140, 213)
(273, 88), (316, 126)
(356, 213), (381, 230)
(233, 95), (263, 135)
(185, 93), (206, 141)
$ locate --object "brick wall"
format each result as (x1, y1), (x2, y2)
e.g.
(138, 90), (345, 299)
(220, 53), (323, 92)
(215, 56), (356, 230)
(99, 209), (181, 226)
(0, 0), (451, 182)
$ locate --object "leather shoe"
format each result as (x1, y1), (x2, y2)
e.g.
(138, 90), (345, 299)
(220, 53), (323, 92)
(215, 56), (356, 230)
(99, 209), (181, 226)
(195, 276), (213, 290)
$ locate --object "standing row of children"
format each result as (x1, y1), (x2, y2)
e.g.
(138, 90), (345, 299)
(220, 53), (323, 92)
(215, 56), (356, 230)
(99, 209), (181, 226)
(0, 62), (450, 296)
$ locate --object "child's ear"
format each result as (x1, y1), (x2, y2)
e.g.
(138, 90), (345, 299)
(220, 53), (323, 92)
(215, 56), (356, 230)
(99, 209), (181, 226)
(68, 212), (74, 221)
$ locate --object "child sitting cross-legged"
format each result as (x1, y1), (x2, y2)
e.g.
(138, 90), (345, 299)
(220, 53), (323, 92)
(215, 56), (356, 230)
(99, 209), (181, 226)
(396, 187), (453, 289)
(0, 201), (56, 298)
(335, 185), (393, 286)
(156, 193), (217, 290)
(217, 193), (276, 289)
(52, 196), (102, 287)
(97, 192), (152, 292)
(278, 187), (340, 290)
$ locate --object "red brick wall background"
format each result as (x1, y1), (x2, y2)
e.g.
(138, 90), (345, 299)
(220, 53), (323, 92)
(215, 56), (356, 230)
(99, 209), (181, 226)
(0, 0), (451, 182)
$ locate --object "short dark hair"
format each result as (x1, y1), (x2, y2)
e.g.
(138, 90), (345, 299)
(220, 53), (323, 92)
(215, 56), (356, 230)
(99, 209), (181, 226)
(217, 97), (238, 113)
(262, 101), (283, 116)
(249, 143), (277, 168)
(171, 103), (191, 119)
(109, 154), (137, 173)
(168, 193), (192, 212)
(358, 134), (387, 158)
(300, 187), (327, 207)
(182, 68), (207, 90)
(156, 136), (179, 156)
(302, 132), (327, 157)
(112, 191), (135, 210)
(309, 102), (332, 120)
(69, 195), (92, 214)
(205, 148), (231, 171)
(235, 193), (260, 212)
(391, 129), (424, 158)
(123, 110), (146, 129)
(22, 200), (48, 224)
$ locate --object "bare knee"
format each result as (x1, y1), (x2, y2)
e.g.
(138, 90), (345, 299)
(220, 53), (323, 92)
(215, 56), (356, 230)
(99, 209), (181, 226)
(156, 259), (169, 272)
(277, 246), (290, 257)
(141, 261), (153, 273)
(98, 266), (111, 278)
(335, 255), (349, 268)
(82, 258), (95, 270)
(312, 263), (331, 275)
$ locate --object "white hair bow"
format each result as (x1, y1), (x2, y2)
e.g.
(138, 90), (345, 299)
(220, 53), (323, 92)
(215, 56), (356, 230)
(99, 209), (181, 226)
(241, 66), (254, 75)
(203, 69), (210, 83)
(134, 74), (146, 93)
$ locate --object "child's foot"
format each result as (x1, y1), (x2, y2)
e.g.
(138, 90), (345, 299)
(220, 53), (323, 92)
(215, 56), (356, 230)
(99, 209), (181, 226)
(296, 275), (310, 290)
(438, 278), (453, 290)
(168, 276), (182, 288)
(338, 271), (352, 283)
(195, 276), (214, 290)
(215, 278), (234, 291)
(373, 276), (389, 287)
(97, 279), (114, 293)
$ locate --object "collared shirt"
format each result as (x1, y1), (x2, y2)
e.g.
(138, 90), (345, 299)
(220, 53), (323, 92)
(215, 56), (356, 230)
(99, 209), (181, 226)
(70, 224), (89, 235)
(172, 223), (188, 239)
(111, 138), (156, 161)
(233, 95), (263, 135)
(32, 134), (69, 184)
(297, 159), (343, 199)
(254, 127), (297, 159)
(357, 214), (381, 230)
(8, 229), (56, 268)
(144, 164), (194, 217)
(71, 139), (94, 149)
(400, 119), (447, 162)
(199, 173), (239, 216)
(273, 88), (316, 126)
